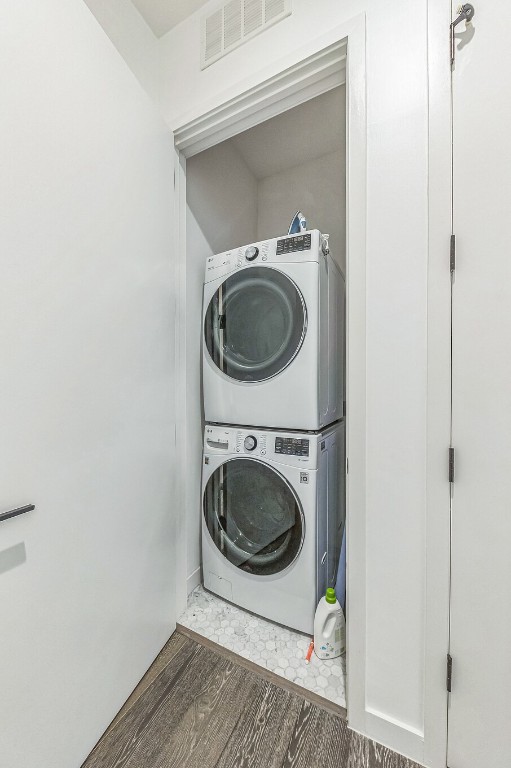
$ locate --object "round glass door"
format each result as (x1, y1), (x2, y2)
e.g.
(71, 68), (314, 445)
(204, 458), (304, 576)
(204, 267), (307, 382)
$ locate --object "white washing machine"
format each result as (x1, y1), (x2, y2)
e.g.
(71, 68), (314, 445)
(201, 421), (345, 634)
(202, 230), (345, 431)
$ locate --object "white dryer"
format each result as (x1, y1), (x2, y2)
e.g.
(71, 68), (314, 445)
(202, 230), (345, 431)
(201, 421), (345, 634)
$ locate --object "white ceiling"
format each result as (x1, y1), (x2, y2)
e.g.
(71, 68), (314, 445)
(231, 86), (346, 180)
(131, 0), (210, 37)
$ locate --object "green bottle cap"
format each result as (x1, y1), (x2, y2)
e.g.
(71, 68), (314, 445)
(325, 587), (336, 604)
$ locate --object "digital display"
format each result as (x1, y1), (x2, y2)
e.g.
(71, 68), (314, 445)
(276, 233), (312, 255)
(275, 437), (309, 456)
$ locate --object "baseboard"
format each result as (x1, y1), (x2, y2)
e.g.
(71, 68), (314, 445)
(349, 708), (425, 767)
(186, 566), (201, 595)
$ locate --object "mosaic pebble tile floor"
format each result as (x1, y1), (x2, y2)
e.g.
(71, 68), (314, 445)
(178, 585), (346, 708)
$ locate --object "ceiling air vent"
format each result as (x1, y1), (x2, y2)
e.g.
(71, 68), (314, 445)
(201, 0), (291, 70)
(243, 0), (263, 35)
(224, 0), (242, 49)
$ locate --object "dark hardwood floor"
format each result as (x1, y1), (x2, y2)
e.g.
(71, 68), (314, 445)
(83, 631), (423, 768)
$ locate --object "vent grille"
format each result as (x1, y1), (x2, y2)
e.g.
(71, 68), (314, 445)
(201, 0), (291, 69)
(204, 9), (223, 62)
(224, 0), (242, 48)
(265, 0), (286, 22)
(243, 0), (263, 35)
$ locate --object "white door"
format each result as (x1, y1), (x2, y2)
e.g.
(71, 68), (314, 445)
(449, 3), (511, 766)
(0, 2), (177, 767)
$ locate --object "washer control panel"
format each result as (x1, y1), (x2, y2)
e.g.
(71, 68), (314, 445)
(204, 425), (314, 466)
(275, 436), (310, 457)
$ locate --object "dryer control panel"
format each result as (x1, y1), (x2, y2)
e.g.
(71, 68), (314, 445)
(276, 233), (312, 255)
(204, 230), (323, 283)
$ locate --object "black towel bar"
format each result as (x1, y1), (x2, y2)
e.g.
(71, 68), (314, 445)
(0, 504), (35, 523)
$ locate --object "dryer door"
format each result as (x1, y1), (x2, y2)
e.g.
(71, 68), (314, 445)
(204, 267), (307, 382)
(204, 458), (304, 576)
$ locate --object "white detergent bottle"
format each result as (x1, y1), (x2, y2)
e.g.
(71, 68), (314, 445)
(314, 587), (345, 659)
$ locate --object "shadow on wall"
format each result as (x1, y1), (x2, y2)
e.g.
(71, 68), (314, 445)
(0, 542), (27, 576)
(186, 142), (258, 256)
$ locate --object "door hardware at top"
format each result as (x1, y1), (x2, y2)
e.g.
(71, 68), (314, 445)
(451, 4), (475, 66)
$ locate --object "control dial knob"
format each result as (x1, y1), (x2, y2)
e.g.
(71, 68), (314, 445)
(245, 246), (259, 261)
(244, 435), (258, 451)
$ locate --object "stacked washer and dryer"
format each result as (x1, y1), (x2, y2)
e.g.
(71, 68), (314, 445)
(201, 230), (345, 635)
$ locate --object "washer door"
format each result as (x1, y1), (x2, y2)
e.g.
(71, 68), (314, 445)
(204, 458), (304, 576)
(204, 267), (307, 382)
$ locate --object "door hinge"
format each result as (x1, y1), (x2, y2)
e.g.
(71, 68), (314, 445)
(450, 4), (475, 67)
(447, 653), (453, 692)
(450, 234), (456, 275)
(449, 447), (455, 483)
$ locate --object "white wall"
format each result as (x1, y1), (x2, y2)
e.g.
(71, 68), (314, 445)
(83, 0), (160, 104)
(187, 141), (258, 254)
(0, 2), (177, 766)
(185, 142), (258, 593)
(257, 150), (346, 272)
(161, 1), (430, 763)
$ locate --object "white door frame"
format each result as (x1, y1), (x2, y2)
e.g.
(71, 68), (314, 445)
(424, 1), (453, 766)
(172, 10), (366, 722)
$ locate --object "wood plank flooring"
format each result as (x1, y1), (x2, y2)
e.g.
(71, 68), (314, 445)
(82, 631), (424, 768)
